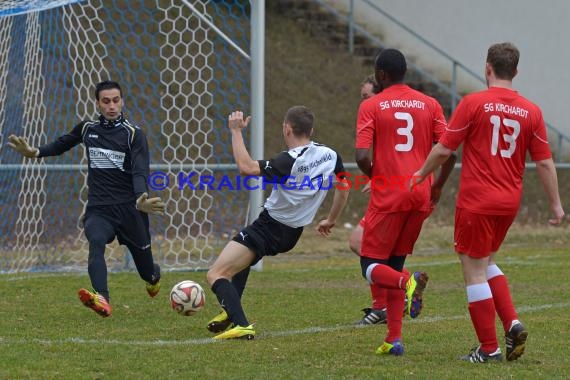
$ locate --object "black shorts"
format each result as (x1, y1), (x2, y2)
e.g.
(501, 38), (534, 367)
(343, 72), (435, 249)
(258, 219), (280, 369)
(232, 209), (303, 264)
(84, 203), (151, 250)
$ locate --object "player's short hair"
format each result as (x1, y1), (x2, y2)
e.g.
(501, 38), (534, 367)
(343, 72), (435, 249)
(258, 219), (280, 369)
(285, 106), (314, 137)
(361, 74), (380, 94)
(95, 80), (123, 100)
(487, 42), (519, 80)
(375, 48), (407, 81)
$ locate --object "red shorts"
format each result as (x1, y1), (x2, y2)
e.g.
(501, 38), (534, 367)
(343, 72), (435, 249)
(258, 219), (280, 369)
(359, 204), (434, 228)
(454, 208), (516, 258)
(360, 210), (430, 260)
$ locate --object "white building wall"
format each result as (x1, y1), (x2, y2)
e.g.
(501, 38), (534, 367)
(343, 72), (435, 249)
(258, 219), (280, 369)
(325, 0), (570, 136)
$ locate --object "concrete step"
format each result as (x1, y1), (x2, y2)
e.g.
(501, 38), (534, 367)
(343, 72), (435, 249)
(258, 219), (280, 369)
(271, 0), (456, 115)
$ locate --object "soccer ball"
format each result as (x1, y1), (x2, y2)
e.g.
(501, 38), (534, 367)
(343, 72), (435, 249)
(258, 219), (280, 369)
(170, 280), (206, 316)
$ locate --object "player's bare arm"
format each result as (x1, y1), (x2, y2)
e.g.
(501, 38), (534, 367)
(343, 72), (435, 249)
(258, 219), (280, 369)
(7, 135), (39, 158)
(316, 186), (349, 237)
(228, 110), (260, 176)
(430, 152), (457, 205)
(411, 142), (454, 190)
(534, 158), (565, 225)
(355, 148), (372, 178)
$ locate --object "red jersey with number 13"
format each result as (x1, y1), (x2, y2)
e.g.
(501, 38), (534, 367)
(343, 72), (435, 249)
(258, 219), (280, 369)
(439, 87), (551, 215)
(356, 84), (446, 212)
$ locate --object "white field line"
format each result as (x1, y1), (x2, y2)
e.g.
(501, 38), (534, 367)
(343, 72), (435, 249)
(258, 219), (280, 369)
(275, 255), (565, 274)
(3, 273), (85, 281)
(1, 302), (569, 347)
(1, 254), (562, 280)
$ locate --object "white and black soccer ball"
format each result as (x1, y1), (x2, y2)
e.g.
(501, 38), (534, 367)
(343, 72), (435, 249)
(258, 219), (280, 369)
(170, 280), (206, 316)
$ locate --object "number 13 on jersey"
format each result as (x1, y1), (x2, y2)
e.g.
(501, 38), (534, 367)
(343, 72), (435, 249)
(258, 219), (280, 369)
(490, 115), (520, 158)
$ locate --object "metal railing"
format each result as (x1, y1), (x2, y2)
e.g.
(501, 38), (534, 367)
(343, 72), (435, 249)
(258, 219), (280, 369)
(315, 0), (461, 109)
(314, 0), (570, 161)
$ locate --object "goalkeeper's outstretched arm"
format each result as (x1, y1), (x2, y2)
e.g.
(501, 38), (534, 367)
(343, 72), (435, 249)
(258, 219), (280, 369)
(7, 122), (84, 158)
(7, 135), (39, 158)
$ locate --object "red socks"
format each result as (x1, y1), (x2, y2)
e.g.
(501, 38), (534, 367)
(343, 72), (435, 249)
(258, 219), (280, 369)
(466, 283), (498, 353)
(370, 284), (387, 310)
(369, 267), (409, 309)
(385, 288), (405, 342)
(369, 264), (409, 289)
(367, 264), (410, 343)
(487, 264), (518, 333)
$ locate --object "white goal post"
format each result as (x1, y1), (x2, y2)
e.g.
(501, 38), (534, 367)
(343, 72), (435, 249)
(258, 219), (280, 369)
(0, 0), (264, 273)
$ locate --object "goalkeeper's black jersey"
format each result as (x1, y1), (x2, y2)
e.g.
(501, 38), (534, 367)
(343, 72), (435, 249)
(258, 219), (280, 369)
(38, 114), (150, 206)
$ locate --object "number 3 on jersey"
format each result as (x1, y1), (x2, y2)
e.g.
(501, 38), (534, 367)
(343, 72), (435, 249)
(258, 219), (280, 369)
(490, 115), (520, 158)
(395, 112), (413, 152)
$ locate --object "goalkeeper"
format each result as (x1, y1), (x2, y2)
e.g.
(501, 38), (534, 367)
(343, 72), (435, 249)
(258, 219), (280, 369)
(7, 80), (164, 318)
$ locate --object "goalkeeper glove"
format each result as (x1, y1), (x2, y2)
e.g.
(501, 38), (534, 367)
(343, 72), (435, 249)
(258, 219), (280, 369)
(7, 135), (39, 158)
(136, 192), (165, 215)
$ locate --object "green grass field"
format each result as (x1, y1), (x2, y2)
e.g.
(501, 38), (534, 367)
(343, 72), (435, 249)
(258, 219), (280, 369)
(0, 224), (568, 379)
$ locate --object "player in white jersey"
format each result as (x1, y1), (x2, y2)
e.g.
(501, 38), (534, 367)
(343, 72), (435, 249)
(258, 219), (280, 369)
(205, 106), (349, 340)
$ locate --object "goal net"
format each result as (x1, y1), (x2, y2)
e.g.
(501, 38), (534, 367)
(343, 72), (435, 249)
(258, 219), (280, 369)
(0, 0), (252, 273)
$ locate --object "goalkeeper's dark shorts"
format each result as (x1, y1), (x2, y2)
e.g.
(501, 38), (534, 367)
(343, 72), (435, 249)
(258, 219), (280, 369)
(232, 209), (303, 265)
(83, 202), (151, 251)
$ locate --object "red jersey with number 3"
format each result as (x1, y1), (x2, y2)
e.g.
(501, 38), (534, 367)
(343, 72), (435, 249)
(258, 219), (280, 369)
(356, 84), (447, 212)
(439, 87), (551, 215)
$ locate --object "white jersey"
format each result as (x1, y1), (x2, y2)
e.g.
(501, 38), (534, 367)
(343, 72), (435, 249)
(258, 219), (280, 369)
(259, 141), (344, 228)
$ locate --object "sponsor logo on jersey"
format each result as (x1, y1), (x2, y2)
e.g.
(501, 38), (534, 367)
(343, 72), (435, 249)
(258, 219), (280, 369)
(88, 147), (125, 171)
(296, 153), (333, 174)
